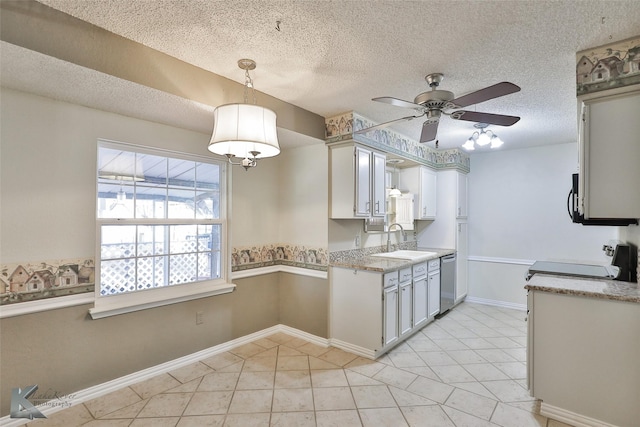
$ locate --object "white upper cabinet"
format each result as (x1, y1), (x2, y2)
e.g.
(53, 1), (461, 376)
(456, 172), (468, 218)
(578, 85), (640, 219)
(399, 166), (437, 220)
(330, 144), (386, 219)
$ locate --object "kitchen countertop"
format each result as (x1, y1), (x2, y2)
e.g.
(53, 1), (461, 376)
(525, 273), (640, 304)
(330, 247), (455, 273)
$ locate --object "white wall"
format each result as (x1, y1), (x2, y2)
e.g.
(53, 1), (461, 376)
(467, 143), (618, 306)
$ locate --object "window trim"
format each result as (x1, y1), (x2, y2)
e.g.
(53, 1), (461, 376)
(91, 139), (233, 319)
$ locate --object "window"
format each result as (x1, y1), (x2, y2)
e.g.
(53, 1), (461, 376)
(92, 141), (232, 318)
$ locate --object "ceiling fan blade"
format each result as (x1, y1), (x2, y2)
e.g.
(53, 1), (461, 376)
(450, 82), (520, 108)
(373, 96), (425, 111)
(420, 120), (439, 142)
(354, 113), (425, 134)
(451, 111), (520, 126)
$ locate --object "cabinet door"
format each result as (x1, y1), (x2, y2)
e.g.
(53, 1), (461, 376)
(456, 173), (468, 218)
(399, 282), (413, 336)
(421, 167), (437, 219)
(428, 270), (441, 318)
(413, 277), (428, 328)
(455, 222), (468, 301)
(372, 151), (387, 217)
(383, 285), (399, 347)
(355, 146), (372, 217)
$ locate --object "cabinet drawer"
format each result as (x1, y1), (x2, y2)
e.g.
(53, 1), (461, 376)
(412, 262), (428, 278)
(384, 271), (399, 288)
(399, 267), (413, 284)
(428, 259), (440, 272)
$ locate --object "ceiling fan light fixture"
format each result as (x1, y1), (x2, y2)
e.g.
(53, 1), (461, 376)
(476, 130), (491, 146)
(462, 138), (476, 151)
(490, 134), (504, 148)
(463, 123), (505, 150)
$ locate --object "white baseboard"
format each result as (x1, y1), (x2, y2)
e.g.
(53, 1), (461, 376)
(0, 325), (328, 426)
(329, 338), (376, 360)
(541, 402), (620, 427)
(465, 296), (527, 311)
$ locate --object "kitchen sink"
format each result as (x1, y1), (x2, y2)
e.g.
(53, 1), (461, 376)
(371, 250), (438, 261)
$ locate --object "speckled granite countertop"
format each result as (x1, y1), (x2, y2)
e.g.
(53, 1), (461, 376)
(525, 274), (640, 304)
(330, 247), (455, 273)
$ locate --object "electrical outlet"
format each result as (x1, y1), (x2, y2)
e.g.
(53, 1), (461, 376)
(196, 311), (204, 325)
(354, 235), (360, 248)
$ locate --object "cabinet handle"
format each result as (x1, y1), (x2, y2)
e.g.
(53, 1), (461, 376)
(366, 201), (370, 213)
(423, 206), (426, 216)
(375, 201), (380, 213)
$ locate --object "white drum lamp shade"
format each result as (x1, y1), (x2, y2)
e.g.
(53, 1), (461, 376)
(208, 104), (280, 159)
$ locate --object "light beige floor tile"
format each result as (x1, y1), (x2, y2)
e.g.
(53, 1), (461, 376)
(388, 386), (437, 406)
(200, 352), (244, 370)
(266, 332), (295, 345)
(344, 357), (387, 377)
(296, 342), (330, 357)
(359, 407), (408, 427)
(389, 341), (415, 353)
(315, 409), (362, 427)
(494, 326), (525, 337)
(309, 356), (341, 370)
(198, 372), (240, 391)
(345, 370), (384, 386)
(317, 347), (358, 366)
(274, 369), (311, 388)
(401, 365), (441, 382)
(502, 347), (527, 362)
(236, 371), (275, 390)
(422, 325), (454, 340)
(176, 415), (225, 426)
(485, 337), (522, 349)
(243, 354), (277, 372)
(441, 406), (498, 427)
(431, 338), (470, 351)
(218, 361), (244, 373)
(130, 373), (182, 399)
(490, 402), (547, 427)
(401, 405), (455, 427)
(29, 402), (94, 426)
(416, 351), (458, 366)
(83, 420), (135, 426)
(270, 411), (316, 427)
(493, 361), (527, 379)
(450, 382), (498, 400)
(281, 337), (310, 348)
(100, 399), (148, 419)
(311, 369), (349, 387)
(547, 419), (575, 427)
(406, 337), (442, 352)
(276, 355), (309, 370)
(443, 327), (480, 339)
(276, 345), (305, 356)
(444, 388), (497, 420)
(462, 363), (510, 381)
(168, 378), (202, 393)
(474, 349), (517, 363)
(430, 364), (476, 383)
(230, 342), (270, 359)
(458, 338), (497, 350)
(169, 362), (214, 384)
(372, 365), (418, 389)
(223, 413), (271, 427)
(351, 385), (396, 408)
(388, 351), (427, 368)
(468, 326), (504, 338)
(272, 388), (314, 412)
(252, 337), (280, 349)
(313, 386), (356, 410)
(447, 349), (487, 364)
(406, 376), (455, 404)
(84, 387), (142, 418)
(130, 417), (180, 427)
(228, 389), (273, 413)
(182, 391), (233, 416)
(481, 380), (534, 403)
(136, 393), (192, 418)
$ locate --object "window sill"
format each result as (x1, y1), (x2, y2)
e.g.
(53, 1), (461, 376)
(89, 281), (236, 319)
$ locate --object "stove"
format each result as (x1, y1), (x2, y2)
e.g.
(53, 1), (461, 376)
(526, 261), (619, 281)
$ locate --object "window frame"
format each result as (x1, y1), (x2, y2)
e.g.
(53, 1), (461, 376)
(90, 140), (234, 319)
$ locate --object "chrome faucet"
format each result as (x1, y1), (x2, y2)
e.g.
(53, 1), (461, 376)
(386, 223), (407, 252)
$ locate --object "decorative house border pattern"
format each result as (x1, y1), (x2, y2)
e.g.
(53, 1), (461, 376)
(1, 245), (328, 306)
(576, 35), (640, 96)
(325, 111), (470, 173)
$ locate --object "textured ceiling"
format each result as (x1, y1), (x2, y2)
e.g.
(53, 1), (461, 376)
(5, 0), (640, 151)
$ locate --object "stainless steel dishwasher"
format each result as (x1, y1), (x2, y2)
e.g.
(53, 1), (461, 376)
(440, 253), (456, 314)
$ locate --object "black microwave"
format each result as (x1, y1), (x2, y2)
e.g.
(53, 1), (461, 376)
(568, 174), (638, 226)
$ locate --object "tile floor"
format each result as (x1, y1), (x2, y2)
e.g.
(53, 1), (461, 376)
(31, 302), (573, 426)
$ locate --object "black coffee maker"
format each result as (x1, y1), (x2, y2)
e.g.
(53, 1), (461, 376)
(610, 243), (638, 282)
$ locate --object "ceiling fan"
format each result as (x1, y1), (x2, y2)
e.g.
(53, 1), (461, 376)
(355, 73), (521, 143)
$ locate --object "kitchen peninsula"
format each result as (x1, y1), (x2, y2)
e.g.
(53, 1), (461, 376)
(525, 274), (640, 427)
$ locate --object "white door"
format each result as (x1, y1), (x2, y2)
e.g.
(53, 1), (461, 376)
(421, 167), (437, 219)
(383, 285), (399, 347)
(372, 151), (387, 217)
(457, 172), (468, 218)
(428, 270), (441, 317)
(355, 146), (371, 217)
(413, 277), (428, 328)
(399, 282), (413, 336)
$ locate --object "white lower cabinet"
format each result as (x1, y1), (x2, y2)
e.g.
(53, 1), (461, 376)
(428, 270), (440, 318)
(330, 257), (443, 359)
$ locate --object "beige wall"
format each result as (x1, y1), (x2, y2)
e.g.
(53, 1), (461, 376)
(0, 88), (328, 416)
